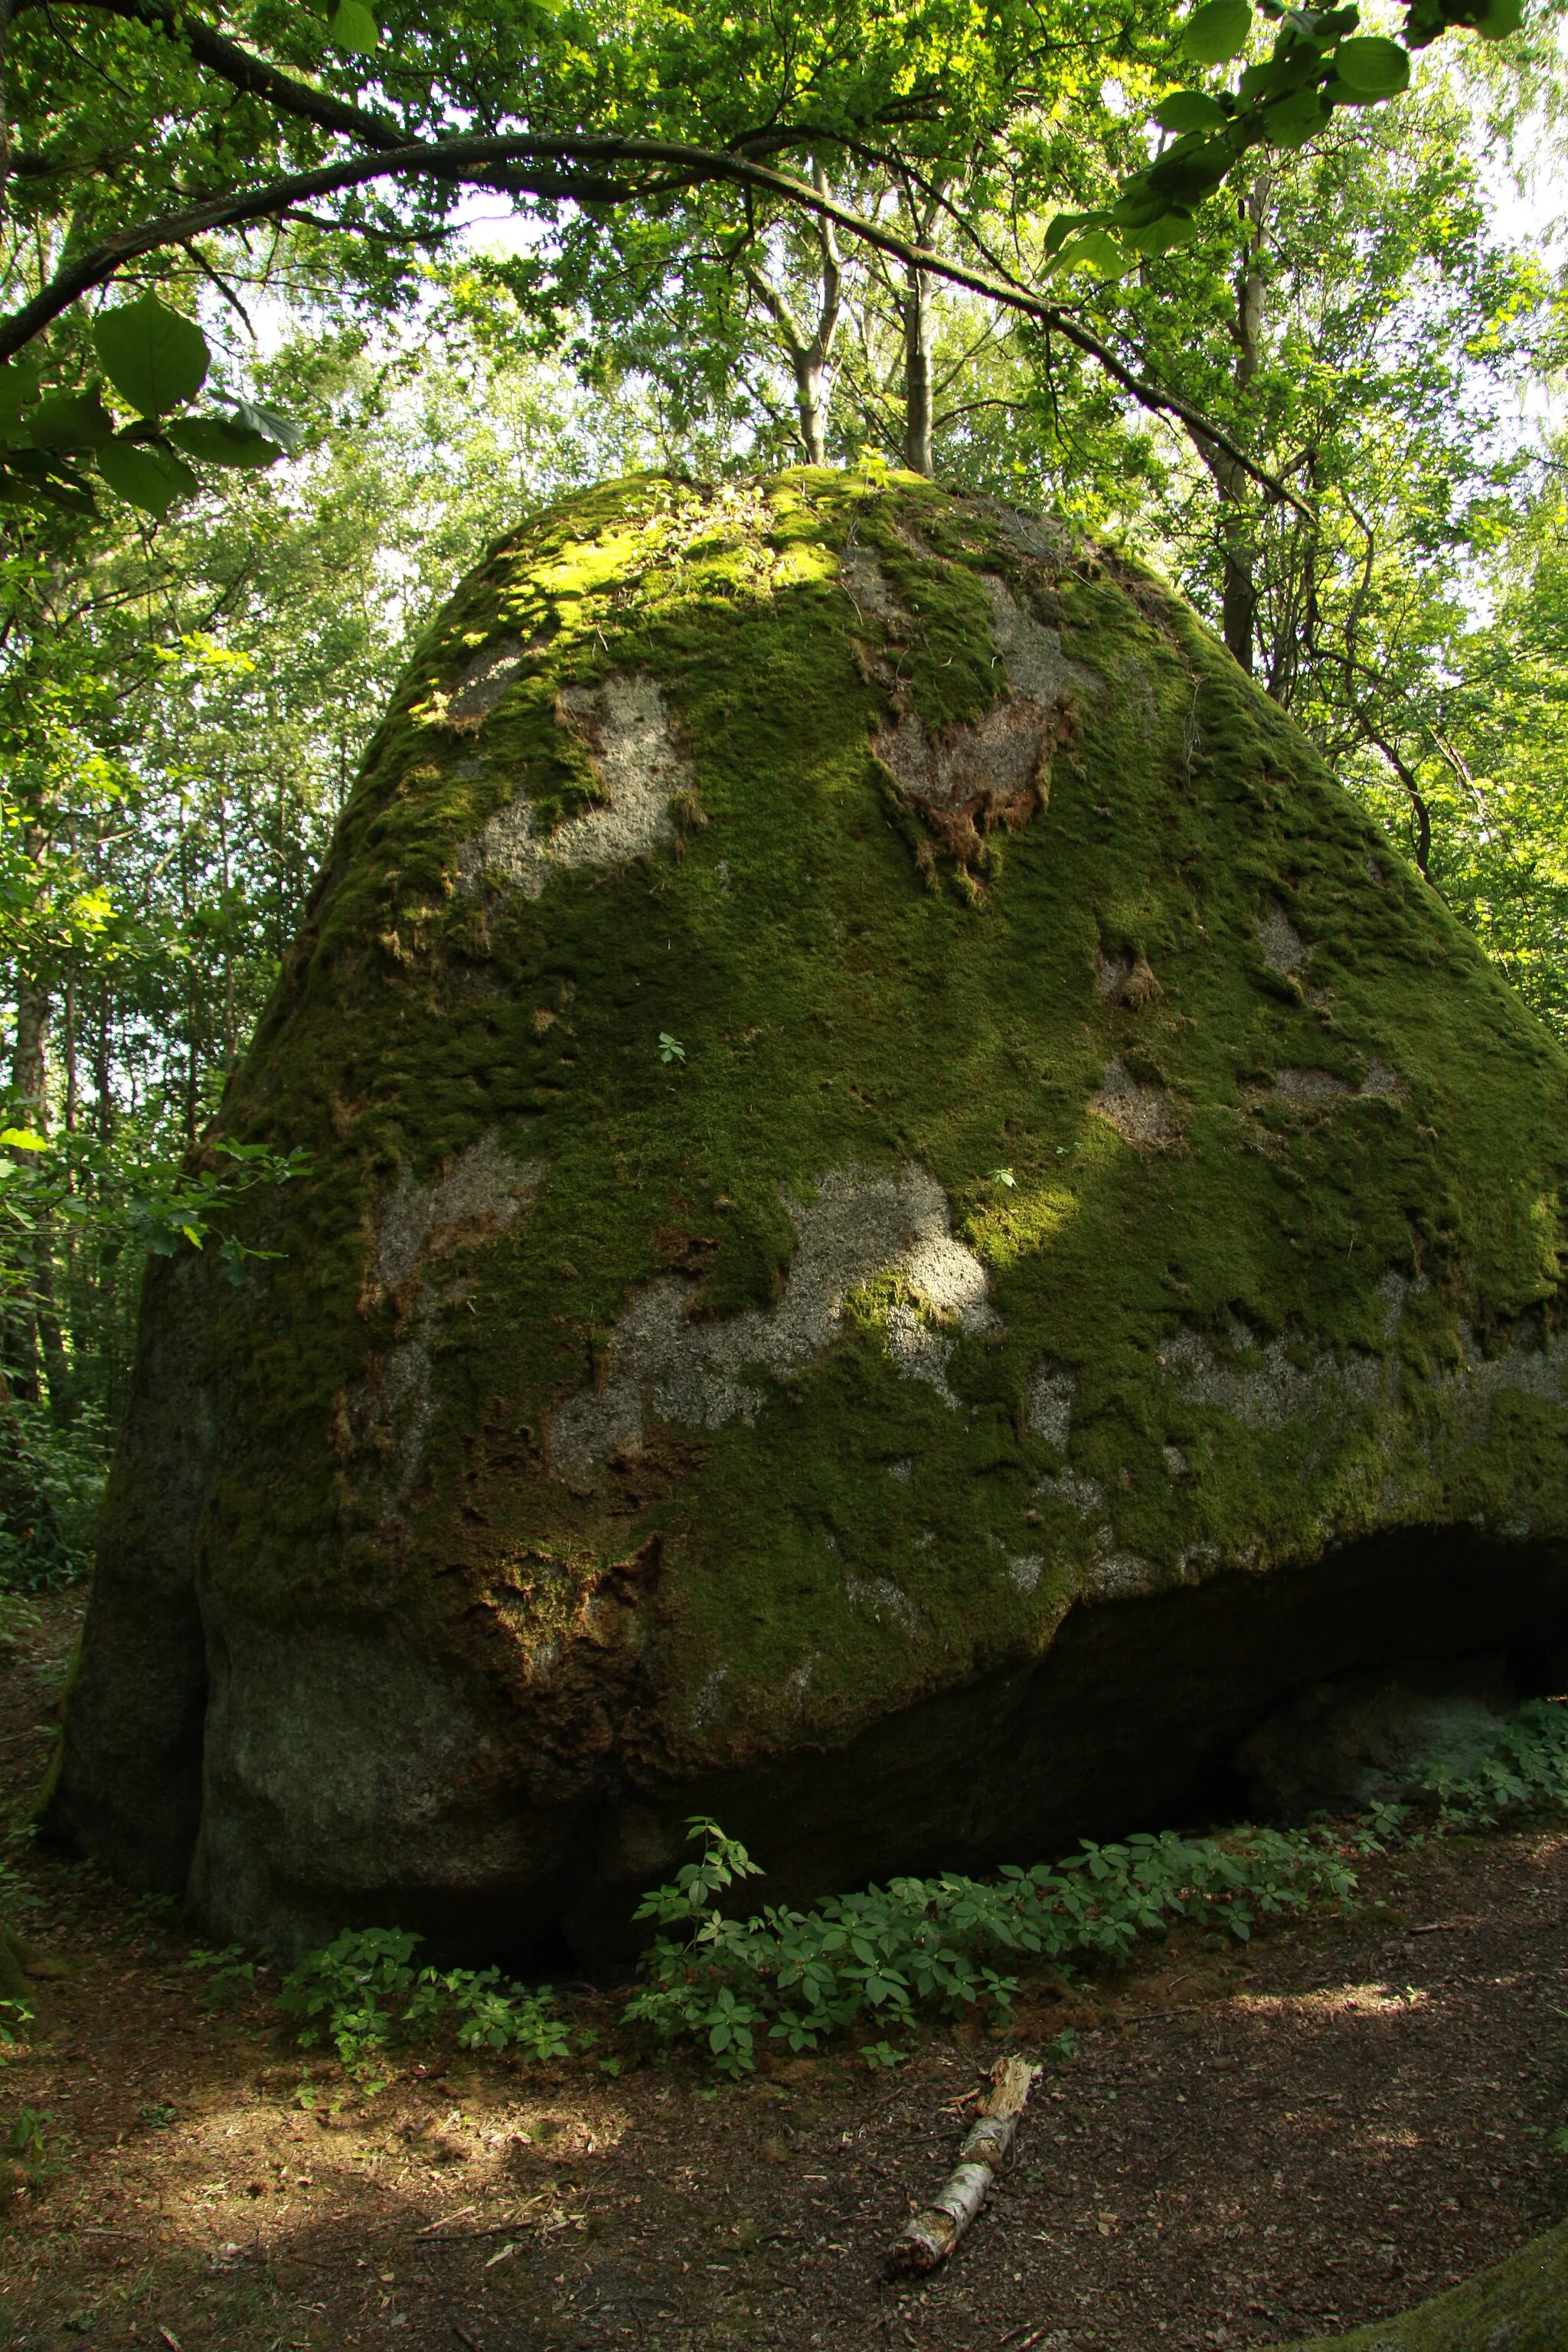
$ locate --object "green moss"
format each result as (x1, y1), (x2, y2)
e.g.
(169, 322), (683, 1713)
(1273, 2217), (1568, 2349)
(139, 466), (1568, 1773)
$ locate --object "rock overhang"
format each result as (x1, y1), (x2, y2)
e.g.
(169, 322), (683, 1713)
(44, 465), (1568, 1960)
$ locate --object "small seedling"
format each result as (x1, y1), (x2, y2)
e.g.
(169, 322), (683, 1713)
(658, 1032), (686, 1063)
(139, 2102), (177, 2129)
(989, 1167), (1017, 1188)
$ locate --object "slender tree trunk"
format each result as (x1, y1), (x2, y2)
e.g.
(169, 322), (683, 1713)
(744, 161), (842, 468)
(8, 969), (70, 1416)
(4, 975), (47, 1402)
(902, 261), (934, 476)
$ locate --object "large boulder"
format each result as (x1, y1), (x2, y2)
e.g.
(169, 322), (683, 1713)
(45, 469), (1568, 1962)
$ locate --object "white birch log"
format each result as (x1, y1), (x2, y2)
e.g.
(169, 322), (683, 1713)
(891, 2053), (1040, 2272)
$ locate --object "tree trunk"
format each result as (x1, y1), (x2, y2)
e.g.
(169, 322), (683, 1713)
(903, 261), (934, 476)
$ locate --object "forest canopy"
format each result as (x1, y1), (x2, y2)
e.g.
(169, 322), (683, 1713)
(2, 0), (1566, 1573)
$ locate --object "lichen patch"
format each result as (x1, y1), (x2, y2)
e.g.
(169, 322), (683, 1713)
(456, 675), (687, 900)
(838, 547), (903, 621)
(349, 1136), (548, 1498)
(1245, 1060), (1410, 1112)
(1026, 1361), (1078, 1452)
(376, 1132), (547, 1292)
(548, 1165), (998, 1481)
(1090, 1058), (1182, 1146)
(439, 635), (530, 730)
(983, 576), (1100, 707)
(1257, 900), (1310, 975)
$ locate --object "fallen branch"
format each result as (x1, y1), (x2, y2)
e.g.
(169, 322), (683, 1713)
(890, 2053), (1040, 2273)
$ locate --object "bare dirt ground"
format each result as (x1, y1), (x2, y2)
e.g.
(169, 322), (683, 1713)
(2, 1592), (1566, 2352)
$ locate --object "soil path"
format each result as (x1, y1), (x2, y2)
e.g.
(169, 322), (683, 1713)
(2, 1596), (1565, 2352)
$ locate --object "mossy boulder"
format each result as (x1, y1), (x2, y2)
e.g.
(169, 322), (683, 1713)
(1276, 2216), (1568, 2350)
(47, 469), (1568, 1961)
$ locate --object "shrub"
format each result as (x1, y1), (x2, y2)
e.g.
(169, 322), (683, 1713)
(276, 1927), (570, 2073)
(623, 1813), (1361, 2078)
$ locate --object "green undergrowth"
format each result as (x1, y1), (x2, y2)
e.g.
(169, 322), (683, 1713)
(188, 1928), (577, 2082)
(254, 1698), (1568, 2085)
(621, 1811), (1364, 2078)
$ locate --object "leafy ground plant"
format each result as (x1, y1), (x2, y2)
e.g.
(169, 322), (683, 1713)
(622, 1813), (1361, 2079)
(276, 1927), (570, 2074)
(1416, 1698), (1568, 1830)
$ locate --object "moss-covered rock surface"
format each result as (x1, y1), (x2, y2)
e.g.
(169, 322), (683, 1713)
(47, 469), (1568, 1959)
(1276, 2217), (1568, 2350)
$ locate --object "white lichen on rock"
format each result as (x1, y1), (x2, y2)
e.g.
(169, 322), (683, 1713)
(1256, 900), (1310, 975)
(456, 674), (688, 900)
(983, 576), (1100, 707)
(1090, 1057), (1181, 1146)
(549, 1163), (1000, 1481)
(1025, 1361), (1078, 1452)
(349, 1135), (547, 1495)
(376, 1130), (547, 1291)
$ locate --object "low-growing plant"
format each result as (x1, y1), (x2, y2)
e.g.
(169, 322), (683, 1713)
(623, 1812), (1361, 2078)
(7, 2104), (56, 2181)
(277, 1928), (569, 2073)
(185, 1943), (260, 2010)
(1416, 1698), (1568, 1828)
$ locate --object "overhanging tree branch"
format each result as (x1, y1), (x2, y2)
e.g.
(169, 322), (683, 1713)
(0, 119), (1313, 518)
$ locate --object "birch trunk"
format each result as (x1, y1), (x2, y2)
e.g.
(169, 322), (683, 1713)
(891, 2054), (1039, 2272)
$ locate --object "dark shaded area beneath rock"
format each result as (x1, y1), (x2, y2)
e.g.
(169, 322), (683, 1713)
(44, 1523), (1568, 1975)
(553, 1525), (1568, 1963)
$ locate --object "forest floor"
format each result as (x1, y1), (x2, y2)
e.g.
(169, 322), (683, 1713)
(2, 1594), (1566, 2352)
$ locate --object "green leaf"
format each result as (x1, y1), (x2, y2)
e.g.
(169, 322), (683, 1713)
(233, 398), (305, 458)
(0, 360), (40, 433)
(166, 417), (283, 468)
(94, 293), (209, 419)
(0, 450), (99, 515)
(95, 435), (201, 517)
(1331, 33), (1410, 91)
(1259, 84), (1331, 140)
(1475, 0), (1524, 33)
(1181, 0), (1253, 64)
(1155, 90), (1230, 131)
(327, 0), (380, 51)
(1056, 229), (1132, 277)
(28, 387), (116, 450)
(1122, 210), (1203, 255)
(0, 1127), (47, 1152)
(1043, 210), (1094, 256)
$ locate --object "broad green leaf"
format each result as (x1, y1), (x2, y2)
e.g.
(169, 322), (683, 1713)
(1155, 90), (1230, 132)
(1475, 0), (1524, 33)
(167, 417), (283, 468)
(29, 387), (116, 449)
(1260, 85), (1331, 141)
(1057, 230), (1131, 276)
(94, 293), (210, 419)
(96, 435), (200, 517)
(1123, 210), (1202, 254)
(0, 360), (40, 433)
(1043, 210), (1094, 256)
(1332, 34), (1410, 91)
(1147, 133), (1232, 201)
(233, 397), (305, 457)
(1181, 0), (1253, 65)
(0, 1127), (47, 1152)
(327, 0), (380, 51)
(0, 449), (99, 514)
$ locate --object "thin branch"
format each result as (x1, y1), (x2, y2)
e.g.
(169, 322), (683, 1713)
(0, 113), (1312, 515)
